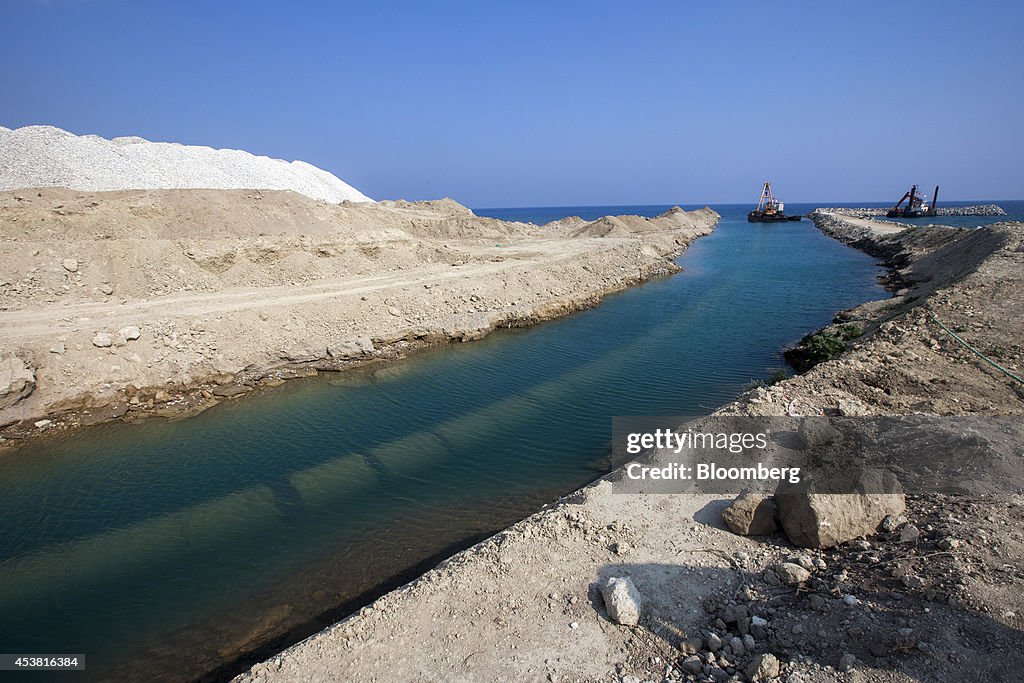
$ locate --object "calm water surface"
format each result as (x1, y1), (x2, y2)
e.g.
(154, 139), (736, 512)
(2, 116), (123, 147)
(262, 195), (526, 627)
(5, 201), (1011, 681)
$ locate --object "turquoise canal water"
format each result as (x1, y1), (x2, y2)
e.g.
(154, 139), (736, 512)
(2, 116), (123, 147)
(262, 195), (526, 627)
(3, 201), (1013, 681)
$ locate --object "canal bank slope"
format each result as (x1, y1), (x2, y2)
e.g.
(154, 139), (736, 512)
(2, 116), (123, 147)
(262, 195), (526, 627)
(235, 213), (1024, 683)
(0, 190), (718, 440)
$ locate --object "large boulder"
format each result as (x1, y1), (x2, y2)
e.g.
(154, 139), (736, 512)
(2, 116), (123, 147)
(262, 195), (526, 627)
(600, 576), (642, 626)
(775, 469), (905, 548)
(722, 491), (778, 535)
(0, 355), (36, 409)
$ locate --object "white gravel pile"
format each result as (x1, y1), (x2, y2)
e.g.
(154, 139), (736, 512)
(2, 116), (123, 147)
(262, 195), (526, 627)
(0, 125), (372, 203)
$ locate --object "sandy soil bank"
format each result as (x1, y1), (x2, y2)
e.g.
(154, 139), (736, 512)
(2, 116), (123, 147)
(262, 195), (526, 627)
(235, 214), (1024, 683)
(0, 190), (718, 441)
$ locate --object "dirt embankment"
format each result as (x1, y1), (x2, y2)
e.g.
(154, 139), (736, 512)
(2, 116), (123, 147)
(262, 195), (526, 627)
(234, 212), (1024, 683)
(753, 211), (1024, 417)
(0, 189), (718, 439)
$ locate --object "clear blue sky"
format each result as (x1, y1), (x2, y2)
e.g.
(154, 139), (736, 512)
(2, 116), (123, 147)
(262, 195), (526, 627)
(2, 0), (1021, 206)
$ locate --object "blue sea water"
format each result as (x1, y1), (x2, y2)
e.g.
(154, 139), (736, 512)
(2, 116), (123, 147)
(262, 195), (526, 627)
(0, 199), (1017, 681)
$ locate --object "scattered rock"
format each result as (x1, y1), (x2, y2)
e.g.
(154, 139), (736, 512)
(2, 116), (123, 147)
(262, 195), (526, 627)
(92, 332), (113, 348)
(681, 635), (702, 654)
(836, 398), (870, 417)
(118, 325), (141, 341)
(680, 655), (702, 675)
(808, 593), (827, 611)
(705, 632), (723, 651)
(0, 355), (36, 409)
(600, 576), (642, 626)
(776, 562), (811, 584)
(745, 653), (781, 683)
(99, 284), (114, 295)
(62, 258), (79, 272)
(327, 336), (375, 360)
(775, 468), (905, 548)
(49, 343), (66, 355)
(880, 513), (907, 532)
(722, 491), (779, 535)
(34, 419), (52, 429)
(610, 541), (631, 556)
(899, 524), (921, 543)
(838, 653), (858, 671)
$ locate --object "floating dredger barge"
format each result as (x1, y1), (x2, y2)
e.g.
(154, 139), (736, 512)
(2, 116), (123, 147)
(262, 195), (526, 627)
(748, 181), (802, 223)
(886, 184), (939, 218)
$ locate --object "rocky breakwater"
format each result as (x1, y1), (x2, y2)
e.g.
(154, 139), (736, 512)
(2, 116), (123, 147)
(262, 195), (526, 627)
(805, 209), (911, 258)
(816, 204), (1007, 218)
(0, 188), (718, 443)
(936, 204), (1007, 216)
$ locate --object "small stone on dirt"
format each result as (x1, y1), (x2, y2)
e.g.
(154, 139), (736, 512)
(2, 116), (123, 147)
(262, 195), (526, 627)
(92, 332), (113, 348)
(681, 655), (702, 675)
(745, 653), (781, 683)
(776, 562), (811, 584)
(600, 576), (642, 626)
(722, 491), (778, 535)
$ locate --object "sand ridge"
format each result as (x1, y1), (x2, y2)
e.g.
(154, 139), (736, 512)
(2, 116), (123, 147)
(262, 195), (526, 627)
(0, 188), (718, 435)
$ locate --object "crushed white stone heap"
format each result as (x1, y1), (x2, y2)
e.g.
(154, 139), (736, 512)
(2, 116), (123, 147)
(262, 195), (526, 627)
(0, 124), (372, 203)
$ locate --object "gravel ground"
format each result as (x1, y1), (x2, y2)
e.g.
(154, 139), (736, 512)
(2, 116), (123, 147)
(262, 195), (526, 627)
(0, 125), (372, 203)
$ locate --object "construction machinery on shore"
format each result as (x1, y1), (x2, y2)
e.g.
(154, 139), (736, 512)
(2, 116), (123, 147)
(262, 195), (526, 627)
(748, 181), (802, 223)
(886, 184), (939, 218)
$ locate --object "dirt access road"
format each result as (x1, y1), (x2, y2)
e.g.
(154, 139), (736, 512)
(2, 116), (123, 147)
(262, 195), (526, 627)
(0, 244), (580, 340)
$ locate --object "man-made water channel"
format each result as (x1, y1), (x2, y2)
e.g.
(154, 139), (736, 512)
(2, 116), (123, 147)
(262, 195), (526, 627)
(0, 203), (888, 681)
